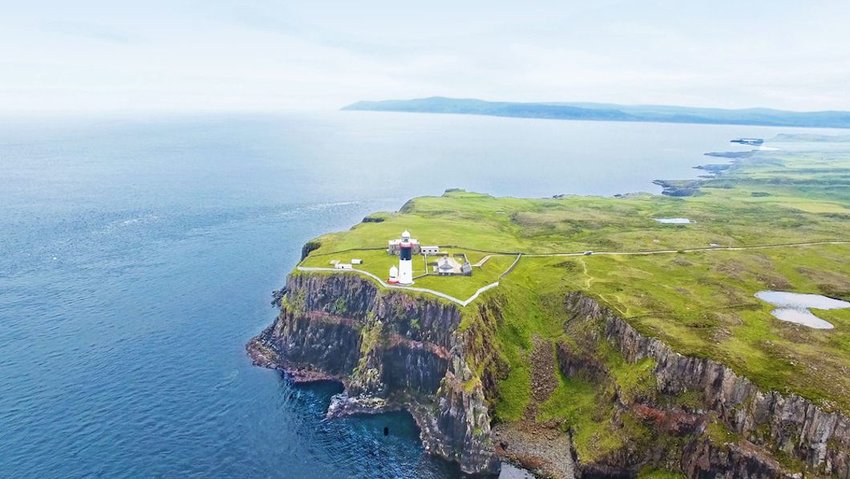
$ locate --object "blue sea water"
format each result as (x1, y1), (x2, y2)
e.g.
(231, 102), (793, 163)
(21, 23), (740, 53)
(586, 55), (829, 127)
(0, 112), (834, 478)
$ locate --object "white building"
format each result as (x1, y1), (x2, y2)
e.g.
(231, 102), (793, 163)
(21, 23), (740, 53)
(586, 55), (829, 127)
(433, 255), (473, 276)
(437, 257), (455, 276)
(421, 245), (440, 255)
(351, 258), (363, 265)
(388, 265), (399, 284)
(334, 263), (353, 270)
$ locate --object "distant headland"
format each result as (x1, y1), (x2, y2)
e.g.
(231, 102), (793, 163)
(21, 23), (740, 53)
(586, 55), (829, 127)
(342, 96), (850, 129)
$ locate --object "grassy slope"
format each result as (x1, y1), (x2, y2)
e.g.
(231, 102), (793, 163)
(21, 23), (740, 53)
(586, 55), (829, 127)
(301, 147), (850, 418)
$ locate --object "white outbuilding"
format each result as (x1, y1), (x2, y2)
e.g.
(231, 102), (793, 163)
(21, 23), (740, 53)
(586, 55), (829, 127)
(437, 257), (455, 276)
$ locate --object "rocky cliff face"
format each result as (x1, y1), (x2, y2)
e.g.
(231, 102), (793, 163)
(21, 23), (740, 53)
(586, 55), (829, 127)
(562, 292), (850, 479)
(248, 270), (850, 478)
(412, 298), (507, 475)
(680, 438), (790, 479)
(247, 272), (500, 476)
(412, 347), (500, 475)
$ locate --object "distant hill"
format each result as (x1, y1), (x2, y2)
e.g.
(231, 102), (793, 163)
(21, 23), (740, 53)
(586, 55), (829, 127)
(342, 97), (850, 128)
(771, 133), (850, 142)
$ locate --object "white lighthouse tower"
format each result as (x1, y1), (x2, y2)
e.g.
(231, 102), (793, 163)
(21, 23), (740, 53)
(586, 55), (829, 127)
(398, 230), (414, 285)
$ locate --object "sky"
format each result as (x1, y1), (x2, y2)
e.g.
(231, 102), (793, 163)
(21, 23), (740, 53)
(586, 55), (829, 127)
(1, 0), (849, 113)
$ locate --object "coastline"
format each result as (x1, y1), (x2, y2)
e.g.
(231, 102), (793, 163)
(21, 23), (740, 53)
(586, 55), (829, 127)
(248, 137), (850, 478)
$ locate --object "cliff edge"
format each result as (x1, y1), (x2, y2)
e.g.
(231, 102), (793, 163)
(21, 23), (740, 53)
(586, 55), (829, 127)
(247, 272), (501, 475)
(248, 270), (850, 478)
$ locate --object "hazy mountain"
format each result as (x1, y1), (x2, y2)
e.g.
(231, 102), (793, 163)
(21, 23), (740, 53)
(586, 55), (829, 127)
(342, 97), (850, 128)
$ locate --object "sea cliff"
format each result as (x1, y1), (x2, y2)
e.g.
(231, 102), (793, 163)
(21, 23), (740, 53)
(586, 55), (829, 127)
(248, 272), (501, 475)
(554, 292), (850, 478)
(249, 270), (850, 478)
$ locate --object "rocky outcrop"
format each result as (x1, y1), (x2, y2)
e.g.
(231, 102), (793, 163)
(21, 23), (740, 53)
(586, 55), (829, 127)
(563, 291), (850, 478)
(271, 310), (362, 376)
(300, 240), (322, 261)
(556, 342), (609, 384)
(412, 348), (500, 475)
(247, 272), (500, 476)
(381, 337), (449, 393)
(681, 438), (794, 479)
(652, 179), (702, 197)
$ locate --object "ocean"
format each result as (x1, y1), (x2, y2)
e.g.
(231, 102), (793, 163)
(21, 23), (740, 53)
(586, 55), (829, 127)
(0, 111), (831, 478)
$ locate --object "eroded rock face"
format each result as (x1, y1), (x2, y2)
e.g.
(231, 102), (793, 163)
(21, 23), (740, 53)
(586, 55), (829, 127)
(269, 311), (362, 376)
(681, 439), (794, 479)
(291, 273), (377, 320)
(247, 272), (500, 476)
(381, 341), (449, 394)
(563, 292), (850, 478)
(412, 348), (500, 475)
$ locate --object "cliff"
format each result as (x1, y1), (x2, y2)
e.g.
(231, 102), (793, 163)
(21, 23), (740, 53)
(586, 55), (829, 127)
(247, 272), (850, 478)
(560, 292), (850, 478)
(247, 272), (501, 475)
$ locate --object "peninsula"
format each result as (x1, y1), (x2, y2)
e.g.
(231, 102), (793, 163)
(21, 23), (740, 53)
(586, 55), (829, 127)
(249, 140), (850, 478)
(343, 97), (850, 129)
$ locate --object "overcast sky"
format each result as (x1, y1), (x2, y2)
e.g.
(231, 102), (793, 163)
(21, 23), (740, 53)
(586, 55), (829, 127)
(2, 0), (849, 113)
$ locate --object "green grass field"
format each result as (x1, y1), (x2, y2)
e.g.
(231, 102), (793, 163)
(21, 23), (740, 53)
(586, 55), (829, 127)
(300, 145), (850, 416)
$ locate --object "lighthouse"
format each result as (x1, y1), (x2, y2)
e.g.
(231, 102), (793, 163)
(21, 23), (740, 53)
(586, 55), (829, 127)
(398, 230), (414, 285)
(387, 230), (419, 285)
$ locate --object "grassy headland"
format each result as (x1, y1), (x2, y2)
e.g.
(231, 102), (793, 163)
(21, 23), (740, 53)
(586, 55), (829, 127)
(300, 143), (850, 427)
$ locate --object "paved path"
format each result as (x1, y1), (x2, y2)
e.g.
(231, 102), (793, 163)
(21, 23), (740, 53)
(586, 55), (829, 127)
(301, 240), (849, 306)
(472, 254), (496, 267)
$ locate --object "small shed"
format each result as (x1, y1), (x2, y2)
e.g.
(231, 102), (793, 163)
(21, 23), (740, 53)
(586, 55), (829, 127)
(461, 261), (473, 275)
(421, 246), (440, 255)
(335, 263), (353, 270)
(351, 258), (363, 265)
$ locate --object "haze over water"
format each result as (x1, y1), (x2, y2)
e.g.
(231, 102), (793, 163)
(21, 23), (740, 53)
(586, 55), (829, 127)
(0, 112), (837, 478)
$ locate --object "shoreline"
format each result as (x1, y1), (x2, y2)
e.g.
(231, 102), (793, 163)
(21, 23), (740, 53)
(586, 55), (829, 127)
(248, 333), (544, 478)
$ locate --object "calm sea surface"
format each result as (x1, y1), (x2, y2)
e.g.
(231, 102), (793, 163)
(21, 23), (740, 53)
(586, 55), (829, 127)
(0, 112), (836, 478)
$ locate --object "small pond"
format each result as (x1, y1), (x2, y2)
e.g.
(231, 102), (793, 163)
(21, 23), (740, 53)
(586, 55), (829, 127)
(755, 291), (850, 329)
(654, 218), (691, 224)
